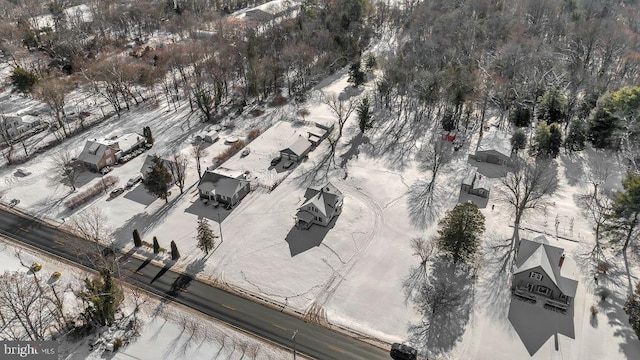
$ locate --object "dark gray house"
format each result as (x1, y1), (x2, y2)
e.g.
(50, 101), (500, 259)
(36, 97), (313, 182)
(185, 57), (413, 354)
(280, 136), (313, 161)
(197, 169), (250, 206)
(512, 236), (578, 314)
(461, 167), (491, 198)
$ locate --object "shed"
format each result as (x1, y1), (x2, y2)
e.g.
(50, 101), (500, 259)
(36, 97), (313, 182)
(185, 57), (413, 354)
(280, 136), (313, 161)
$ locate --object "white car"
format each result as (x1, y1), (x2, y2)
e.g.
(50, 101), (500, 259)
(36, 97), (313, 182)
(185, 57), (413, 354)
(126, 174), (143, 188)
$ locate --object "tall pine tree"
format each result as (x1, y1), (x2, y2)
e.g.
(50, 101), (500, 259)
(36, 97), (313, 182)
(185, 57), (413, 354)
(436, 202), (485, 265)
(196, 218), (216, 255)
(143, 155), (173, 203)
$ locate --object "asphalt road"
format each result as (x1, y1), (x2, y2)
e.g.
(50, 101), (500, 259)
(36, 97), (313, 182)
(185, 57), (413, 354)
(0, 206), (391, 360)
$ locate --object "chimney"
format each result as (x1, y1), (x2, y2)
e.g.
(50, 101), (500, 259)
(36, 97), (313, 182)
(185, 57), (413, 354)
(559, 254), (565, 268)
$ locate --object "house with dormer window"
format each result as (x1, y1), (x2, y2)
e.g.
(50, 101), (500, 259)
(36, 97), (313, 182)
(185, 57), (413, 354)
(511, 236), (578, 313)
(295, 182), (343, 229)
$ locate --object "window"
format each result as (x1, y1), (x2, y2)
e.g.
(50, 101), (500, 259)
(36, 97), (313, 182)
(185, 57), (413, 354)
(536, 286), (551, 296)
(529, 272), (543, 281)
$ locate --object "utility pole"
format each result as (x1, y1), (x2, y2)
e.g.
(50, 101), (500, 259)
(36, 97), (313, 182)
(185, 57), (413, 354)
(217, 212), (223, 244)
(292, 329), (298, 360)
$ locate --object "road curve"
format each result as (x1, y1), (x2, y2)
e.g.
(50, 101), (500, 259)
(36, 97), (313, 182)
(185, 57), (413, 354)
(0, 206), (391, 360)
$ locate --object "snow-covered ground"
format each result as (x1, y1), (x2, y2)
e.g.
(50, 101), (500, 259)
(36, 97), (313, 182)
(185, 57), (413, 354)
(0, 236), (297, 360)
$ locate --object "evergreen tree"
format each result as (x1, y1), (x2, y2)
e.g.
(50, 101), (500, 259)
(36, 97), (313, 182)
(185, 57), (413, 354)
(510, 129), (527, 153)
(143, 155), (173, 203)
(143, 126), (154, 145)
(564, 118), (587, 152)
(588, 86), (640, 150)
(604, 172), (640, 253)
(549, 123), (563, 157)
(537, 88), (568, 124)
(153, 236), (160, 254)
(436, 202), (485, 265)
(625, 282), (640, 340)
(133, 229), (142, 247)
(531, 122), (562, 158)
(170, 241), (180, 260)
(76, 269), (123, 327)
(509, 104), (532, 128)
(356, 98), (373, 133)
(348, 60), (365, 87)
(10, 67), (38, 93)
(196, 218), (216, 255)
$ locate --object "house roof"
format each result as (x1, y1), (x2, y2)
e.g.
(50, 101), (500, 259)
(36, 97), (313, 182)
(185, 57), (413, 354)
(515, 237), (577, 297)
(140, 154), (173, 177)
(116, 133), (144, 153)
(473, 175), (491, 191)
(198, 170), (249, 198)
(282, 136), (312, 157)
(300, 182), (343, 217)
(462, 166), (478, 186)
(295, 210), (314, 223)
(477, 129), (512, 158)
(77, 138), (118, 165)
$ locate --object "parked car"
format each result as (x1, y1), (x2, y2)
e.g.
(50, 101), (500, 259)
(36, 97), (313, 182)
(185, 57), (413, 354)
(110, 188), (124, 198)
(390, 343), (417, 360)
(15, 168), (32, 176)
(126, 174), (143, 188)
(283, 160), (295, 169)
(271, 156), (282, 166)
(241, 147), (251, 157)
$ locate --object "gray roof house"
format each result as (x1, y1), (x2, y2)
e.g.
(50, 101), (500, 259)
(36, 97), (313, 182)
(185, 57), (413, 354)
(197, 169), (250, 206)
(474, 129), (512, 165)
(77, 138), (120, 171)
(140, 154), (176, 184)
(295, 182), (344, 229)
(461, 167), (491, 198)
(280, 136), (313, 161)
(512, 236), (578, 314)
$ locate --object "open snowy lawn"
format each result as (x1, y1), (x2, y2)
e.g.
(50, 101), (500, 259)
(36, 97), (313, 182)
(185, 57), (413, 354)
(0, 236), (297, 360)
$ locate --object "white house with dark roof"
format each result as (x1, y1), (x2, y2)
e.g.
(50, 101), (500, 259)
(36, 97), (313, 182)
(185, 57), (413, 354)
(474, 129), (512, 165)
(511, 236), (578, 313)
(295, 182), (344, 229)
(197, 169), (250, 206)
(0, 113), (44, 142)
(280, 135), (313, 161)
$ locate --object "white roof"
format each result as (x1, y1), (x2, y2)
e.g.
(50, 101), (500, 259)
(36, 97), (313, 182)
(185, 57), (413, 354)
(116, 133), (144, 152)
(284, 136), (312, 156)
(249, 0), (297, 16)
(477, 129), (512, 157)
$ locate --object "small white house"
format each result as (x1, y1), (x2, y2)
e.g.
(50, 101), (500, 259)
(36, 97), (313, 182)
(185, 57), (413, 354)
(474, 129), (512, 165)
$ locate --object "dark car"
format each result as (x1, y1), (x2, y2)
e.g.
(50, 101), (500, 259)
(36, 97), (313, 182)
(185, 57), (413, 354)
(270, 156), (282, 166)
(283, 160), (295, 169)
(110, 187), (124, 197)
(390, 343), (417, 360)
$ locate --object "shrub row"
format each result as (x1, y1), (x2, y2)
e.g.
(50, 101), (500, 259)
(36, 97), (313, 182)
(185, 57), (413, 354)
(213, 140), (246, 164)
(246, 128), (261, 141)
(64, 175), (118, 210)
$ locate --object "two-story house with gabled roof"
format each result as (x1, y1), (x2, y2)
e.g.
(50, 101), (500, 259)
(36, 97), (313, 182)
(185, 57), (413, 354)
(512, 236), (578, 314)
(295, 182), (343, 229)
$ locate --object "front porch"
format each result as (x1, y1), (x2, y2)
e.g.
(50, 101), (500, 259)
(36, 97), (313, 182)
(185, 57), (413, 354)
(512, 286), (570, 314)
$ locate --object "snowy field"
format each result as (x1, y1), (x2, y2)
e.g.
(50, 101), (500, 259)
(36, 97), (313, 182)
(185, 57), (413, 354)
(0, 236), (297, 360)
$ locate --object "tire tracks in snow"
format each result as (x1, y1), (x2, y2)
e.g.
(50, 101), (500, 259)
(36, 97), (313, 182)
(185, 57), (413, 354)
(314, 180), (384, 308)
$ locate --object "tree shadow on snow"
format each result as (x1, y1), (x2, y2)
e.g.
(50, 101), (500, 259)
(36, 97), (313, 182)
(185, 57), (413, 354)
(406, 179), (449, 230)
(407, 257), (473, 357)
(339, 132), (368, 170)
(284, 216), (338, 256)
(111, 195), (181, 247)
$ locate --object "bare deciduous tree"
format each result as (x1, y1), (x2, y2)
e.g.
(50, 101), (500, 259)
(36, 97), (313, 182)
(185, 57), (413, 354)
(190, 142), (207, 179)
(34, 76), (71, 138)
(498, 158), (558, 251)
(50, 148), (81, 191)
(167, 153), (188, 194)
(403, 237), (436, 302)
(0, 266), (72, 341)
